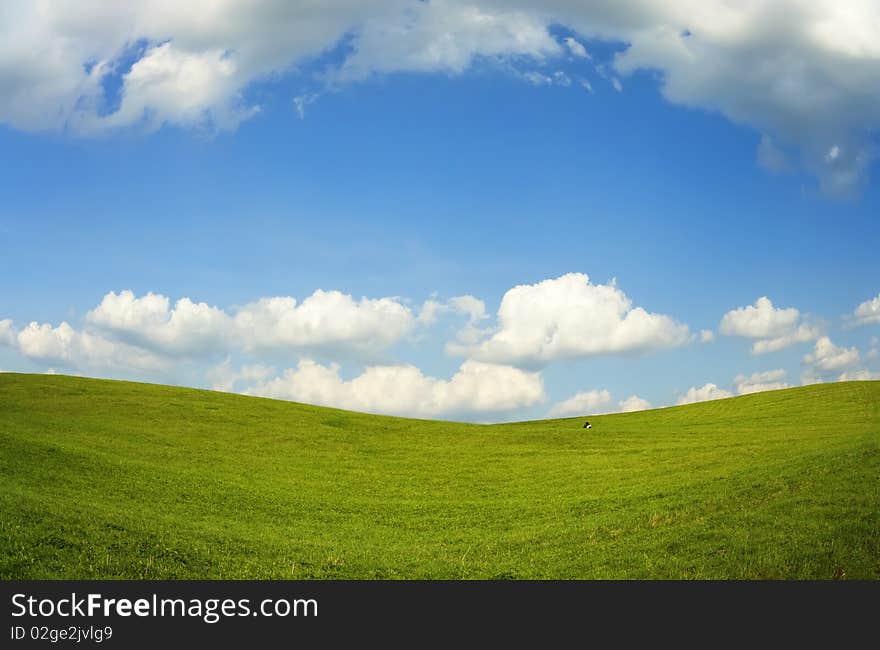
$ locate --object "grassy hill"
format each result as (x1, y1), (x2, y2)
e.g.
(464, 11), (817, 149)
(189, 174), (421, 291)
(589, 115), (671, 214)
(1, 373), (878, 579)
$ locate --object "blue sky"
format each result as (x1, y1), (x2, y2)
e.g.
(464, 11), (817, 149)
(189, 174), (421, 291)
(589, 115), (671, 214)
(1, 2), (878, 420)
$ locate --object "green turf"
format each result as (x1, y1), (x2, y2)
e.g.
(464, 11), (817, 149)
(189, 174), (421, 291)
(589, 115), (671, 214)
(1, 373), (878, 579)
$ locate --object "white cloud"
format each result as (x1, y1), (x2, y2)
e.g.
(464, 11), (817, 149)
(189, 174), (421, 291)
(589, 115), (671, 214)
(332, 1), (560, 82)
(803, 336), (860, 372)
(86, 290), (230, 355)
(0, 319), (15, 346)
(0, 1), (391, 133)
(293, 93), (319, 119)
(419, 294), (488, 327)
(618, 394), (651, 412)
(4, 286), (443, 377)
(847, 294), (880, 328)
(246, 358), (544, 418)
(521, 70), (571, 87)
(564, 36), (590, 59)
(13, 321), (166, 373)
(448, 295), (488, 323)
(506, 385), (654, 417)
(6, 287), (435, 377)
(734, 369), (790, 395)
(416, 299), (447, 327)
(720, 296), (799, 338)
(586, 0), (880, 194)
(720, 296), (820, 354)
(548, 389), (612, 417)
(92, 41), (258, 132)
(206, 358), (237, 392)
(207, 358), (274, 392)
(522, 71), (552, 86)
(553, 70), (571, 87)
(677, 382), (732, 405)
(699, 329), (714, 343)
(750, 325), (821, 355)
(4, 2), (879, 190)
(456, 273), (690, 367)
(233, 290), (416, 355)
(837, 369), (880, 382)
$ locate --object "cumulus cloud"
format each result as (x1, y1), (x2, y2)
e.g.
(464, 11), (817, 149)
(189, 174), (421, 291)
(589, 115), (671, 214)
(448, 295), (488, 323)
(618, 394), (651, 412)
(677, 383), (732, 405)
(417, 295), (487, 327)
(582, 0), (880, 194)
(847, 294), (880, 328)
(699, 329), (714, 343)
(0, 1), (384, 132)
(720, 296), (820, 354)
(332, 1), (561, 82)
(4, 285), (453, 379)
(9, 287), (429, 371)
(734, 369), (790, 395)
(720, 296), (799, 338)
(0, 1), (558, 134)
(548, 389), (612, 417)
(803, 336), (860, 372)
(749, 325), (821, 355)
(233, 290), (417, 356)
(246, 359), (545, 418)
(12, 321), (166, 373)
(95, 42), (258, 132)
(455, 273), (690, 367)
(549, 390), (652, 416)
(837, 369), (880, 382)
(3, 2), (880, 189)
(0, 319), (15, 346)
(87, 290), (230, 355)
(206, 358), (274, 392)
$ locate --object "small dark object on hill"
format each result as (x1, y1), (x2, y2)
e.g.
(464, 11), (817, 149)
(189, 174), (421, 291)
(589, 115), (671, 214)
(583, 421), (592, 429)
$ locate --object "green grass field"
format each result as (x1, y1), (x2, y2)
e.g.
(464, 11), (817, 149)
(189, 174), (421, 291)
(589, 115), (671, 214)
(1, 373), (878, 579)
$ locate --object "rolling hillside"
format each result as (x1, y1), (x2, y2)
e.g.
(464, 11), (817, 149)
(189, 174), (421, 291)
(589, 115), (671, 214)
(1, 373), (878, 579)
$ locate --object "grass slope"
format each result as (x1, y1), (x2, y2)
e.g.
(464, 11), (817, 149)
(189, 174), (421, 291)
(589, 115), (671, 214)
(1, 373), (878, 579)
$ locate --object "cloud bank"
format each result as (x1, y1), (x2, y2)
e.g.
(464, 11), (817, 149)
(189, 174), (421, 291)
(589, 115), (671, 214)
(246, 359), (545, 419)
(2, 1), (879, 190)
(0, 279), (593, 418)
